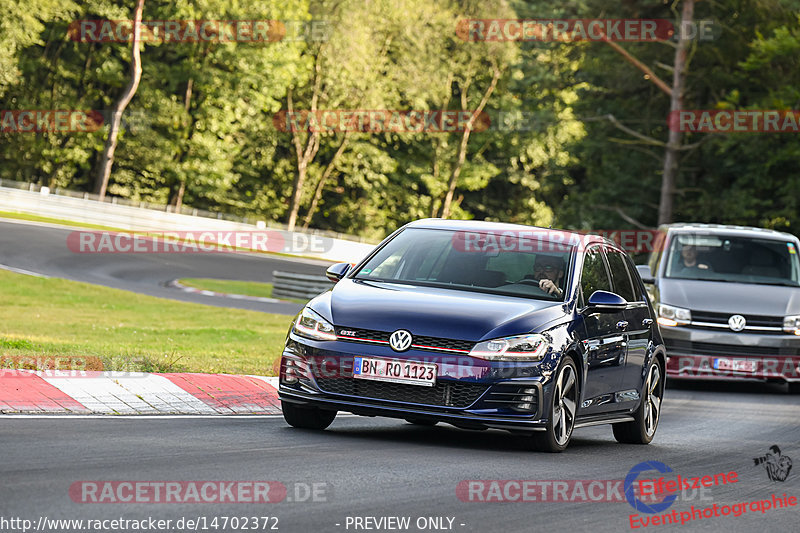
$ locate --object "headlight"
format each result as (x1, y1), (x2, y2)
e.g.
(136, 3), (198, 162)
(657, 304), (691, 327)
(292, 307), (337, 341)
(783, 315), (800, 335)
(469, 334), (549, 362)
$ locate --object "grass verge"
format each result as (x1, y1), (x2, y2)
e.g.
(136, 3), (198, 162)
(0, 270), (293, 375)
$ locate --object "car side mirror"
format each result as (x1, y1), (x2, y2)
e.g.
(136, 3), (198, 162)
(636, 264), (655, 285)
(326, 262), (351, 282)
(585, 290), (628, 313)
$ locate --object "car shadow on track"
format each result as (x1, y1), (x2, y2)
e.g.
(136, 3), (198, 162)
(281, 419), (620, 454)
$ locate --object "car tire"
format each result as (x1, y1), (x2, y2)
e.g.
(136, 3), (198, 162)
(788, 382), (800, 394)
(405, 418), (438, 426)
(281, 401), (337, 430)
(613, 359), (664, 444)
(530, 357), (579, 453)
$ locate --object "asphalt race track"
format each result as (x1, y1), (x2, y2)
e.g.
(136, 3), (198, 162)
(2, 217), (799, 532)
(0, 219), (330, 315)
(2, 380), (798, 533)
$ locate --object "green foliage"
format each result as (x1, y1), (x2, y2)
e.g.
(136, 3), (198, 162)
(0, 0), (798, 239)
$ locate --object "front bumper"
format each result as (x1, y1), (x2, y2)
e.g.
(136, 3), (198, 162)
(277, 335), (553, 432)
(661, 325), (800, 382)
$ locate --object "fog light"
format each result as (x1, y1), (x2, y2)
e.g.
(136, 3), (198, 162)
(514, 388), (538, 412)
(281, 359), (299, 385)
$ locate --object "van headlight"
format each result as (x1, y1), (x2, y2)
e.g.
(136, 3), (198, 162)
(292, 307), (337, 341)
(657, 304), (691, 327)
(469, 334), (549, 362)
(783, 315), (800, 335)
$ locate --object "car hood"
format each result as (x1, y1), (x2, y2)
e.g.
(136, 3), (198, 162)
(310, 279), (566, 341)
(659, 278), (800, 316)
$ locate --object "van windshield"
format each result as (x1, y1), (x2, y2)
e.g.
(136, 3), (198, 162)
(665, 234), (800, 286)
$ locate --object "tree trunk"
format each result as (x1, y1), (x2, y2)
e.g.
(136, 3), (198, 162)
(174, 180), (186, 211)
(287, 165), (308, 231)
(440, 67), (500, 219)
(301, 132), (351, 230)
(658, 0), (694, 225)
(286, 54), (322, 231)
(93, 0), (145, 199)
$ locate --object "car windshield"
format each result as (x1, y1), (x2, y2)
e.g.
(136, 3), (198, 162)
(353, 228), (573, 301)
(665, 233), (800, 286)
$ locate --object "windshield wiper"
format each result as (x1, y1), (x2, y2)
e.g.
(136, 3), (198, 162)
(747, 280), (800, 287)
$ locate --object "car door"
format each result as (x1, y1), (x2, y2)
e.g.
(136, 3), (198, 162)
(607, 248), (653, 401)
(579, 245), (628, 414)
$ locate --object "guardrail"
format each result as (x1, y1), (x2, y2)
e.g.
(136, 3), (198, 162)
(272, 271), (334, 301)
(0, 182), (376, 263)
(0, 178), (374, 243)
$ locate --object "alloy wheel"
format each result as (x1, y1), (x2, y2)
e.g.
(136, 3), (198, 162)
(552, 363), (578, 446)
(643, 363), (662, 437)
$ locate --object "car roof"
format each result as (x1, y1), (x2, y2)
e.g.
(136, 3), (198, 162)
(660, 223), (798, 241)
(404, 218), (615, 248)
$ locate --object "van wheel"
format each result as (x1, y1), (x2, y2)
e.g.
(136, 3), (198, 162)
(281, 401), (337, 430)
(614, 360), (663, 444)
(530, 358), (578, 452)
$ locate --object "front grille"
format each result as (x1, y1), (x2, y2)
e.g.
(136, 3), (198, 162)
(336, 328), (390, 342)
(690, 311), (783, 328)
(412, 335), (476, 352)
(335, 327), (475, 353)
(315, 377), (488, 408)
(668, 339), (800, 357)
(482, 384), (539, 413)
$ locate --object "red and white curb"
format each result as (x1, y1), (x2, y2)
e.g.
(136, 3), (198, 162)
(0, 371), (281, 415)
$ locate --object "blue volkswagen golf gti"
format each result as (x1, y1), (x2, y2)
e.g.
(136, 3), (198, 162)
(278, 220), (666, 452)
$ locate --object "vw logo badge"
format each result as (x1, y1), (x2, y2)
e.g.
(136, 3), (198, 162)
(389, 330), (413, 352)
(728, 314), (746, 332)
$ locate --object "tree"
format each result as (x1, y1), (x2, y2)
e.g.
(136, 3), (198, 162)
(93, 0), (144, 199)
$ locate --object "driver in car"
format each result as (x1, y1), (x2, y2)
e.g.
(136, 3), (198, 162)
(676, 243), (712, 274)
(528, 255), (565, 297)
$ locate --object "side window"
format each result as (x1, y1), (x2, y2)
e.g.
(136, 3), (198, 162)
(606, 247), (636, 302)
(623, 254), (647, 302)
(581, 246), (612, 302)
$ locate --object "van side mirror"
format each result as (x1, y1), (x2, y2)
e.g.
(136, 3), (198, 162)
(585, 290), (627, 313)
(636, 264), (655, 285)
(326, 262), (351, 282)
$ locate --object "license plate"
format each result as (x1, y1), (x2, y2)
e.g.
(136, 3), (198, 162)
(713, 358), (757, 373)
(353, 356), (437, 387)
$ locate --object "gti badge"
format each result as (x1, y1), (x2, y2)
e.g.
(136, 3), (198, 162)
(728, 314), (746, 332)
(389, 329), (413, 352)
